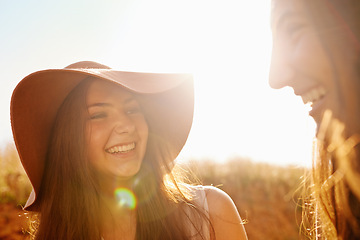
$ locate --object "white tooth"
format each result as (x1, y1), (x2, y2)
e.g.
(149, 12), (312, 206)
(301, 86), (327, 104)
(107, 143), (136, 154)
(127, 143), (134, 151)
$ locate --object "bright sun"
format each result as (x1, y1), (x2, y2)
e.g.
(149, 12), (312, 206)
(1, 0), (315, 166)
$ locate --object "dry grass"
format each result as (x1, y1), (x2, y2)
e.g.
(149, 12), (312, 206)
(0, 143), (308, 239)
(0, 144), (31, 239)
(180, 158), (308, 240)
(0, 144), (31, 206)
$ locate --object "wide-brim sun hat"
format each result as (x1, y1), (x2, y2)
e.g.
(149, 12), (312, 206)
(10, 61), (194, 211)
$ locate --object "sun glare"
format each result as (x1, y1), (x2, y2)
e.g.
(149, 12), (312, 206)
(114, 188), (137, 210)
(1, 0), (315, 167)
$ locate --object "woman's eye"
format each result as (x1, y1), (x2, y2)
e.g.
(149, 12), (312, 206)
(89, 112), (107, 120)
(285, 21), (305, 37)
(126, 107), (142, 115)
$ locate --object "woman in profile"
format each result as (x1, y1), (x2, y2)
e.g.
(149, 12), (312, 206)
(269, 0), (360, 239)
(11, 61), (247, 240)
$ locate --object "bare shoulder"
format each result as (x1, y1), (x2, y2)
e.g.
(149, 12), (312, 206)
(203, 186), (248, 240)
(204, 185), (241, 221)
(203, 185), (236, 212)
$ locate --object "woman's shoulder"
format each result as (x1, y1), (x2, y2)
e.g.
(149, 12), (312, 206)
(188, 185), (239, 220)
(202, 186), (238, 215)
(187, 185), (235, 208)
(201, 185), (248, 240)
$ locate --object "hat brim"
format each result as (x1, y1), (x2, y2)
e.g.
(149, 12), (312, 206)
(10, 68), (194, 211)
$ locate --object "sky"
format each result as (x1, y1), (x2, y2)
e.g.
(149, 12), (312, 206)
(0, 0), (316, 167)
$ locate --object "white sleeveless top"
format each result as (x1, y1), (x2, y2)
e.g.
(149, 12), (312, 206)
(184, 185), (211, 240)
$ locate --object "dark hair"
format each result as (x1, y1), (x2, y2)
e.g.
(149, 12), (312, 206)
(29, 78), (212, 239)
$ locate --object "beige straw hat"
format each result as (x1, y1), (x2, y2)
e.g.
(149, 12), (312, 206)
(10, 61), (194, 211)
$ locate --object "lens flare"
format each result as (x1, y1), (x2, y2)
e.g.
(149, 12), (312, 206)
(114, 188), (137, 210)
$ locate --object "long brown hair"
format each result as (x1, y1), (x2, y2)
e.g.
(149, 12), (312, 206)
(29, 78), (212, 239)
(299, 1), (360, 239)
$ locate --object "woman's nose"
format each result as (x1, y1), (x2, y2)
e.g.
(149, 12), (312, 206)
(268, 39), (294, 89)
(113, 114), (135, 134)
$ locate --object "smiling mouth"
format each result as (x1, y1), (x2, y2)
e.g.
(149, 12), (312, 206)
(106, 143), (136, 154)
(300, 86), (326, 106)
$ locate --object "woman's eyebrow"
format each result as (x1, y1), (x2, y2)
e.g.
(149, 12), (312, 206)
(124, 97), (138, 105)
(87, 102), (112, 108)
(87, 97), (136, 108)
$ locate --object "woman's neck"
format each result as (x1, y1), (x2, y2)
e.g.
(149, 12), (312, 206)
(97, 172), (134, 197)
(99, 186), (137, 240)
(96, 172), (137, 239)
(100, 204), (136, 240)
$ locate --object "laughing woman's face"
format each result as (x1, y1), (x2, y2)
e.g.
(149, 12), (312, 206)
(86, 79), (149, 179)
(269, 0), (360, 134)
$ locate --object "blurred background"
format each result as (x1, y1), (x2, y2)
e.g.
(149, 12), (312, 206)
(1, 0), (315, 239)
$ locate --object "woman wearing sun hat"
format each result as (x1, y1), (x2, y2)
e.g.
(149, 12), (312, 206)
(11, 61), (247, 240)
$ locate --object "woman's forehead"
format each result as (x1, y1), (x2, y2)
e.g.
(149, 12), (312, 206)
(86, 79), (134, 102)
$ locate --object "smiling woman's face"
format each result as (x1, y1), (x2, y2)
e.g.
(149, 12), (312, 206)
(268, 0), (357, 132)
(85, 79), (149, 179)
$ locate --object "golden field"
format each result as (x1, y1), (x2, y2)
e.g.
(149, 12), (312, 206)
(0, 143), (307, 240)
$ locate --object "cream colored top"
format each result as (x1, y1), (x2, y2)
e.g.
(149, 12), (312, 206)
(185, 185), (210, 240)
